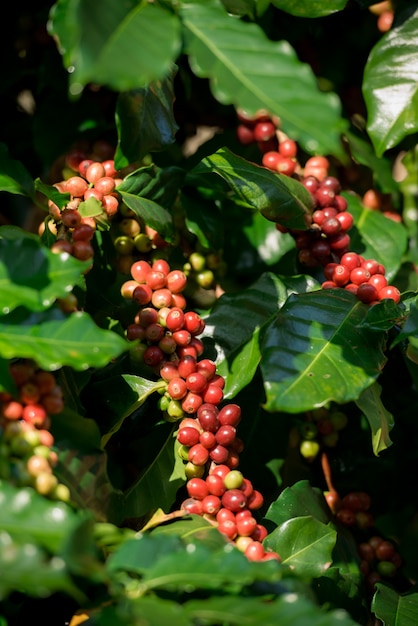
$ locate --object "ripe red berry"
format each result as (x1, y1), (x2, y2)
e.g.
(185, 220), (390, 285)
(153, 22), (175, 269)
(188, 443), (210, 466)
(245, 541), (265, 561)
(378, 285), (401, 303)
(221, 488), (247, 512)
(177, 355), (197, 379)
(187, 477), (209, 500)
(262, 151), (282, 170)
(206, 474), (227, 496)
(202, 383), (224, 405)
(201, 494), (221, 516)
(253, 121), (276, 142)
(218, 404), (241, 426)
(167, 377), (188, 400)
(177, 426), (200, 447)
(350, 267), (371, 285)
(332, 264), (350, 286)
(186, 372), (208, 394)
(167, 270), (187, 294)
(279, 138), (297, 158)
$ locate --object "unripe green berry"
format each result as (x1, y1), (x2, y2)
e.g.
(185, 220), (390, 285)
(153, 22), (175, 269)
(300, 439), (320, 461)
(189, 252), (206, 272)
(184, 461), (205, 479)
(114, 235), (135, 255)
(224, 470), (244, 490)
(134, 233), (152, 253)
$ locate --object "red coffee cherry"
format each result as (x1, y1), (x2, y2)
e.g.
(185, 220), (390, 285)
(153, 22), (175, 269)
(221, 488), (247, 512)
(187, 477), (209, 500)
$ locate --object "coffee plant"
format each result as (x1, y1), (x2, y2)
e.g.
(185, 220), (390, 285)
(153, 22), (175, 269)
(1, 0), (418, 624)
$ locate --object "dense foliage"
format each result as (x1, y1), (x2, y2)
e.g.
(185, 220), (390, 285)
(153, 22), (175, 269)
(1, 1), (418, 625)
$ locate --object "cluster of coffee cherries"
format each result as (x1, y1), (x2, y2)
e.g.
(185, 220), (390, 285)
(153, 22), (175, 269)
(43, 155), (123, 264)
(325, 489), (402, 590)
(358, 534), (402, 591)
(0, 359), (70, 501)
(236, 108), (301, 177)
(120, 258), (279, 562)
(175, 402), (279, 562)
(298, 406), (349, 462)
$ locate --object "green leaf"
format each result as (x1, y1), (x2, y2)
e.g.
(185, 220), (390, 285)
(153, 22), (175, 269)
(48, 0), (182, 93)
(115, 69), (180, 168)
(117, 165), (185, 242)
(0, 143), (35, 198)
(264, 480), (331, 527)
(372, 584), (418, 626)
(180, 1), (347, 157)
(0, 480), (82, 554)
(0, 226), (90, 315)
(260, 290), (388, 413)
(0, 309), (129, 371)
(192, 147), (314, 230)
(265, 516), (336, 578)
(271, 0), (348, 18)
(355, 382), (394, 455)
(202, 273), (318, 398)
(344, 192), (408, 282)
(362, 4), (418, 156)
(343, 129), (399, 193)
(87, 374), (166, 447)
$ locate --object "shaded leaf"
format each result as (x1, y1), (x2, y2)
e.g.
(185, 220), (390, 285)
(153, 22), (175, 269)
(0, 480), (82, 554)
(260, 290), (387, 413)
(115, 69), (179, 168)
(363, 4), (418, 156)
(372, 584), (418, 626)
(343, 129), (399, 193)
(271, 0), (347, 18)
(0, 226), (90, 315)
(342, 193), (408, 282)
(181, 1), (347, 157)
(0, 309), (130, 371)
(264, 480), (331, 527)
(0, 143), (35, 198)
(49, 0), (182, 92)
(355, 382), (394, 455)
(192, 147), (314, 230)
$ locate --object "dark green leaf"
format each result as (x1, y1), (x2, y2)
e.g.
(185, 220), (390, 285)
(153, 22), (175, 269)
(271, 0), (347, 18)
(0, 225), (90, 314)
(0, 480), (82, 554)
(117, 165), (185, 242)
(355, 382), (394, 455)
(192, 148), (314, 230)
(260, 290), (388, 413)
(48, 0), (182, 93)
(264, 480), (331, 527)
(344, 193), (408, 282)
(0, 143), (35, 198)
(0, 309), (129, 371)
(221, 0), (256, 17)
(363, 4), (418, 156)
(372, 584), (418, 626)
(35, 178), (70, 209)
(343, 129), (399, 193)
(181, 1), (347, 157)
(182, 190), (224, 250)
(201, 273), (318, 398)
(115, 69), (180, 168)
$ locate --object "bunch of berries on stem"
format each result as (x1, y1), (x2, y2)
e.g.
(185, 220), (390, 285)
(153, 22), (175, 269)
(121, 256), (280, 562)
(0, 359), (70, 501)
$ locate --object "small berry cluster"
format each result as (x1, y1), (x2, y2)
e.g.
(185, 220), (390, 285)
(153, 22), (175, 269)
(236, 108), (299, 177)
(358, 534), (402, 591)
(333, 490), (374, 530)
(298, 406), (349, 462)
(0, 359), (70, 501)
(322, 251), (401, 304)
(43, 156), (123, 263)
(121, 258), (205, 372)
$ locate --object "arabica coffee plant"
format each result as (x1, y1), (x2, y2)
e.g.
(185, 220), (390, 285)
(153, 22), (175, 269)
(1, 2), (417, 626)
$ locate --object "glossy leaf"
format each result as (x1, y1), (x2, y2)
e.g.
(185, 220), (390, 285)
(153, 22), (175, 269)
(372, 584), (418, 626)
(260, 290), (388, 413)
(192, 148), (314, 230)
(343, 192), (408, 282)
(265, 516), (336, 577)
(181, 1), (347, 157)
(271, 0), (348, 18)
(355, 382), (394, 455)
(0, 143), (35, 197)
(0, 480), (82, 554)
(115, 69), (179, 168)
(363, 4), (418, 156)
(0, 226), (90, 314)
(117, 165), (185, 242)
(201, 272), (318, 398)
(0, 309), (130, 371)
(264, 480), (331, 527)
(48, 0), (182, 93)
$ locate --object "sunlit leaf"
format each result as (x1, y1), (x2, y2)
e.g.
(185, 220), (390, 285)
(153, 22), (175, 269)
(271, 0), (347, 18)
(181, 1), (347, 157)
(363, 4), (418, 156)
(260, 290), (388, 413)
